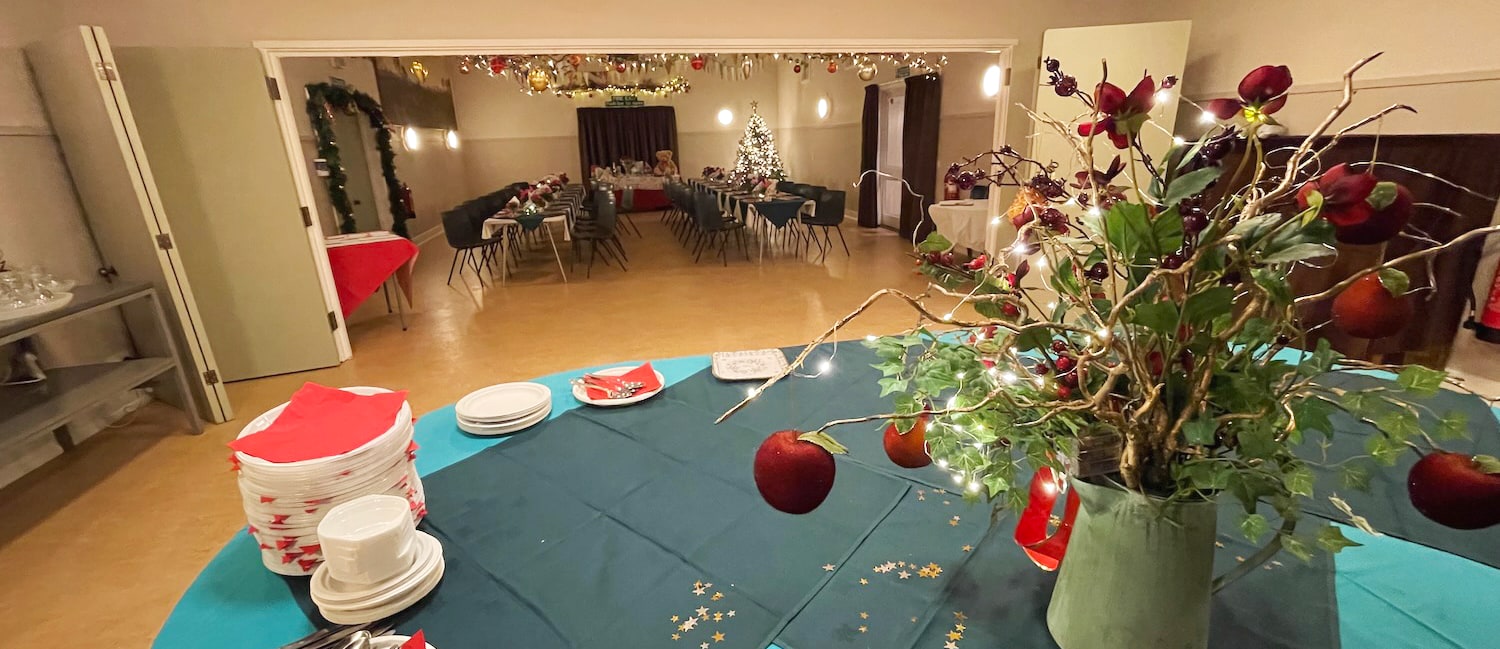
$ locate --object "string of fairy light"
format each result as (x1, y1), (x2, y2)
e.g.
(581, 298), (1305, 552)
(454, 52), (946, 98)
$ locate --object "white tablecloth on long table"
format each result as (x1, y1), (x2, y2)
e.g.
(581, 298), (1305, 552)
(928, 200), (1000, 253)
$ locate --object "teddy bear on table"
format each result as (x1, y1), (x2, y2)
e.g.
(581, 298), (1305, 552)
(653, 149), (679, 177)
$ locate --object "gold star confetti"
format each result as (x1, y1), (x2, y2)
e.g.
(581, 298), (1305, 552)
(897, 561), (907, 567)
(711, 592), (724, 601)
(937, 488), (947, 494)
(681, 619), (698, 632)
(944, 500), (952, 505)
(859, 578), (869, 585)
(727, 611), (736, 618)
(918, 494), (926, 501)
(883, 561), (897, 571)
(693, 585), (707, 596)
(699, 643), (709, 649)
(961, 545), (973, 553)
(925, 562), (943, 575)
(671, 615), (680, 623)
(950, 516), (961, 526)
(693, 580), (704, 589)
(672, 633), (680, 641)
(1215, 540), (1226, 548)
(955, 624), (966, 632)
(858, 625), (868, 633)
(703, 583), (712, 589)
(917, 567), (934, 578)
(944, 642), (959, 649)
(695, 606), (710, 618)
(918, 489), (926, 496)
(713, 612), (723, 622)
(860, 612), (870, 619)
(823, 564), (836, 572)
(947, 630), (964, 641)
(898, 570), (911, 579)
(712, 632), (725, 643)
(911, 616), (918, 623)
(954, 611), (968, 622)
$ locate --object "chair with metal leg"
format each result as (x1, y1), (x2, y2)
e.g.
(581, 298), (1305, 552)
(572, 189), (628, 278)
(442, 207), (492, 287)
(800, 189), (849, 262)
(692, 190), (748, 265)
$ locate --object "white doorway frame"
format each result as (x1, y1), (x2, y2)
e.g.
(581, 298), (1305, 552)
(256, 39), (1016, 361)
(875, 79), (907, 231)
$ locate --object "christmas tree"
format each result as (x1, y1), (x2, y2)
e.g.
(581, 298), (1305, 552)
(732, 101), (785, 180)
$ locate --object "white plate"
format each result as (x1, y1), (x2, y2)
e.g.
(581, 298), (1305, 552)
(312, 532), (441, 609)
(0, 292), (73, 323)
(319, 558), (445, 625)
(370, 637), (436, 649)
(457, 403), (550, 436)
(455, 383), (551, 423)
(571, 367), (666, 407)
(711, 349), (789, 381)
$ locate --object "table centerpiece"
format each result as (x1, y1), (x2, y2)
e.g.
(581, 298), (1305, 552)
(723, 54), (1500, 649)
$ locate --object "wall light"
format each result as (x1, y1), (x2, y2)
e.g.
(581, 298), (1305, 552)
(982, 65), (1003, 98)
(717, 108), (734, 126)
(815, 97), (830, 119)
(402, 126), (422, 151)
(445, 129), (460, 150)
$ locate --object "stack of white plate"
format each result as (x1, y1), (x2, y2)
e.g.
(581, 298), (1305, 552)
(310, 496), (445, 625)
(455, 382), (552, 436)
(233, 387), (426, 576)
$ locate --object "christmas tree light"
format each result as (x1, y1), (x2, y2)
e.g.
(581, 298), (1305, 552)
(731, 101), (785, 180)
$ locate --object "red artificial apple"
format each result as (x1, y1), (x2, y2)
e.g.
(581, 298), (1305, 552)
(1331, 272), (1412, 339)
(754, 430), (837, 514)
(883, 416), (932, 469)
(1334, 182), (1413, 245)
(1407, 452), (1500, 529)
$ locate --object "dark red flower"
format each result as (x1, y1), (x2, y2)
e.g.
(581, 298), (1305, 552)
(1078, 76), (1159, 149)
(1297, 163), (1378, 227)
(1070, 155), (1126, 190)
(1205, 65), (1292, 121)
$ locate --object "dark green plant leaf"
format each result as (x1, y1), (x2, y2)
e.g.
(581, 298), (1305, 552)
(973, 300), (1006, 319)
(1103, 202), (1152, 262)
(1162, 166), (1225, 207)
(1131, 301), (1180, 334)
(1291, 396), (1337, 438)
(1152, 207), (1185, 255)
(1227, 213), (1283, 240)
(1261, 243), (1334, 264)
(1284, 464), (1316, 497)
(1183, 286), (1234, 325)
(1297, 338), (1338, 377)
(1183, 417), (1217, 446)
(1240, 512), (1270, 542)
(1252, 268), (1293, 305)
(1338, 464), (1372, 491)
(1013, 326), (1052, 352)
(1396, 365), (1445, 397)
(918, 232), (953, 253)
(1315, 524), (1363, 553)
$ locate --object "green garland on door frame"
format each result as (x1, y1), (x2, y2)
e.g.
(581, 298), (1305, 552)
(304, 83), (413, 238)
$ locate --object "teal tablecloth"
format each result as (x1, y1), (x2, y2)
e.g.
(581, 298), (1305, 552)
(154, 351), (1500, 649)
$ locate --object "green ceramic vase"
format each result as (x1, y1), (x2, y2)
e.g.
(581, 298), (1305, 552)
(1046, 478), (1217, 649)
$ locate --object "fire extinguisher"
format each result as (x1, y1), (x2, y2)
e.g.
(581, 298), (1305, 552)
(1465, 262), (1500, 343)
(398, 182), (415, 218)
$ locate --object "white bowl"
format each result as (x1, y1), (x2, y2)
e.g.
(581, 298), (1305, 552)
(317, 495), (418, 585)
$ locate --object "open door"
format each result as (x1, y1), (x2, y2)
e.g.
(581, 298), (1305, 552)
(110, 44), (342, 382)
(1030, 21), (1192, 176)
(877, 84), (905, 230)
(26, 26), (233, 422)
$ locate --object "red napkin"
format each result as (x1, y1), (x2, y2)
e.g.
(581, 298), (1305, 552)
(584, 363), (662, 400)
(228, 383), (409, 463)
(402, 630), (426, 649)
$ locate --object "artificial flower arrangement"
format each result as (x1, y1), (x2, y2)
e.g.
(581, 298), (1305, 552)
(722, 54), (1500, 648)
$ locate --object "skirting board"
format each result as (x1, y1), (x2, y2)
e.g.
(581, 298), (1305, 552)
(413, 224), (444, 246)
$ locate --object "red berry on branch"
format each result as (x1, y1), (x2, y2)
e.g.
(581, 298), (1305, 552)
(1051, 340), (1069, 353)
(1032, 363), (1051, 375)
(1055, 356), (1075, 372)
(1056, 385), (1073, 400)
(1002, 303), (1021, 318)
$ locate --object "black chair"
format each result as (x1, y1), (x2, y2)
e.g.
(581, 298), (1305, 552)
(572, 189), (628, 277)
(801, 189), (849, 261)
(692, 191), (748, 265)
(969, 185), (990, 200)
(442, 207), (492, 286)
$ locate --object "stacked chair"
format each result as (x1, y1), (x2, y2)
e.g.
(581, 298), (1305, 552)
(571, 186), (629, 277)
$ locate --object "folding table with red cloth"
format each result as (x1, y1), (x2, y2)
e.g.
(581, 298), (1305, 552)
(613, 187), (672, 212)
(325, 232), (420, 325)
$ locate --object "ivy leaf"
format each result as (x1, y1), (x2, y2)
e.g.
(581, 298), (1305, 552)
(1475, 455), (1500, 475)
(1131, 302), (1180, 334)
(1183, 286), (1234, 325)
(1291, 396), (1337, 438)
(1297, 339), (1338, 377)
(878, 376), (910, 397)
(1374, 409), (1424, 442)
(797, 431), (849, 455)
(1183, 417), (1218, 446)
(1239, 512), (1270, 543)
(1013, 326), (1052, 352)
(1377, 267), (1410, 296)
(1396, 365), (1445, 397)
(1261, 243), (1334, 264)
(1281, 533), (1313, 562)
(1366, 435), (1405, 466)
(1284, 465), (1316, 497)
(1338, 464), (1372, 491)
(1252, 268), (1293, 306)
(1329, 494), (1379, 535)
(1436, 412), (1470, 440)
(1315, 524), (1363, 553)
(1162, 167), (1225, 207)
(917, 232), (953, 253)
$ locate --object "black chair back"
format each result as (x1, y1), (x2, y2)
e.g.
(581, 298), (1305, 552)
(693, 191), (725, 231)
(592, 189), (618, 232)
(442, 207), (485, 249)
(969, 185), (990, 199)
(809, 190), (847, 225)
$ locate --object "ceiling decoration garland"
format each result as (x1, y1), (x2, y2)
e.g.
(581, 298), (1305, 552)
(455, 53), (947, 98)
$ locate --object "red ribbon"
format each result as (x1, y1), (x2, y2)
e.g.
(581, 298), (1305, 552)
(1013, 466), (1080, 571)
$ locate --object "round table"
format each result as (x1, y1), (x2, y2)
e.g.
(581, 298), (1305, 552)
(154, 350), (1500, 649)
(927, 201), (1002, 253)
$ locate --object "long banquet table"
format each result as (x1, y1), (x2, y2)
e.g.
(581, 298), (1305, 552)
(154, 344), (1500, 649)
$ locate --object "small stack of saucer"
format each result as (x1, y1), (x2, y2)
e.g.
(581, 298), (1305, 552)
(311, 495), (445, 625)
(229, 384), (426, 576)
(455, 382), (551, 436)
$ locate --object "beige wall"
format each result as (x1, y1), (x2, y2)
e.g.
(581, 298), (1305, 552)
(450, 60), (779, 195)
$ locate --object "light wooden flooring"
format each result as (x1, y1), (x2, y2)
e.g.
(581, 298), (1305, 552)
(0, 216), (932, 648)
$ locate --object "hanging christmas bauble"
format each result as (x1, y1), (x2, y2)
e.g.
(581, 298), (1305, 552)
(527, 68), (550, 92)
(566, 54), (583, 67)
(827, 61), (839, 74)
(690, 55), (706, 71)
(457, 58), (472, 74)
(858, 64), (877, 81)
(615, 61), (628, 73)
(408, 61), (429, 84)
(489, 56), (506, 75)
(793, 64), (802, 74)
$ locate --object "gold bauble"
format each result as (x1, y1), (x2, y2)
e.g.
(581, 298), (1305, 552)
(527, 68), (550, 92)
(858, 65), (877, 81)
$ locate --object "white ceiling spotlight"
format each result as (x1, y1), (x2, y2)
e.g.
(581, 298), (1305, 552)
(402, 126), (422, 151)
(815, 97), (830, 119)
(445, 130), (460, 150)
(717, 108), (734, 126)
(982, 65), (1003, 97)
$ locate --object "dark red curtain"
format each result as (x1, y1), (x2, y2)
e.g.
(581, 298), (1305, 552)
(857, 84), (880, 228)
(900, 74), (942, 240)
(576, 107), (678, 179)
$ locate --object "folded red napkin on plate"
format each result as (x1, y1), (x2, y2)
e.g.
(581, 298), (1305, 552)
(585, 363), (662, 400)
(402, 630), (426, 649)
(228, 383), (409, 463)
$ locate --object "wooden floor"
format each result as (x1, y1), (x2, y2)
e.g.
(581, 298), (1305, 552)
(0, 215), (933, 648)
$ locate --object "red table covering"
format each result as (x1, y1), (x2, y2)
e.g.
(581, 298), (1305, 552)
(613, 188), (672, 212)
(325, 233), (419, 319)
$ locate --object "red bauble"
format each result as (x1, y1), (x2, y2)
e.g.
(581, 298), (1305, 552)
(1408, 452), (1500, 529)
(1331, 272), (1412, 339)
(827, 61), (839, 74)
(753, 430), (836, 514)
(616, 62), (628, 73)
(690, 56), (706, 71)
(793, 64), (803, 74)
(883, 416), (932, 469)
(488, 56), (506, 75)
